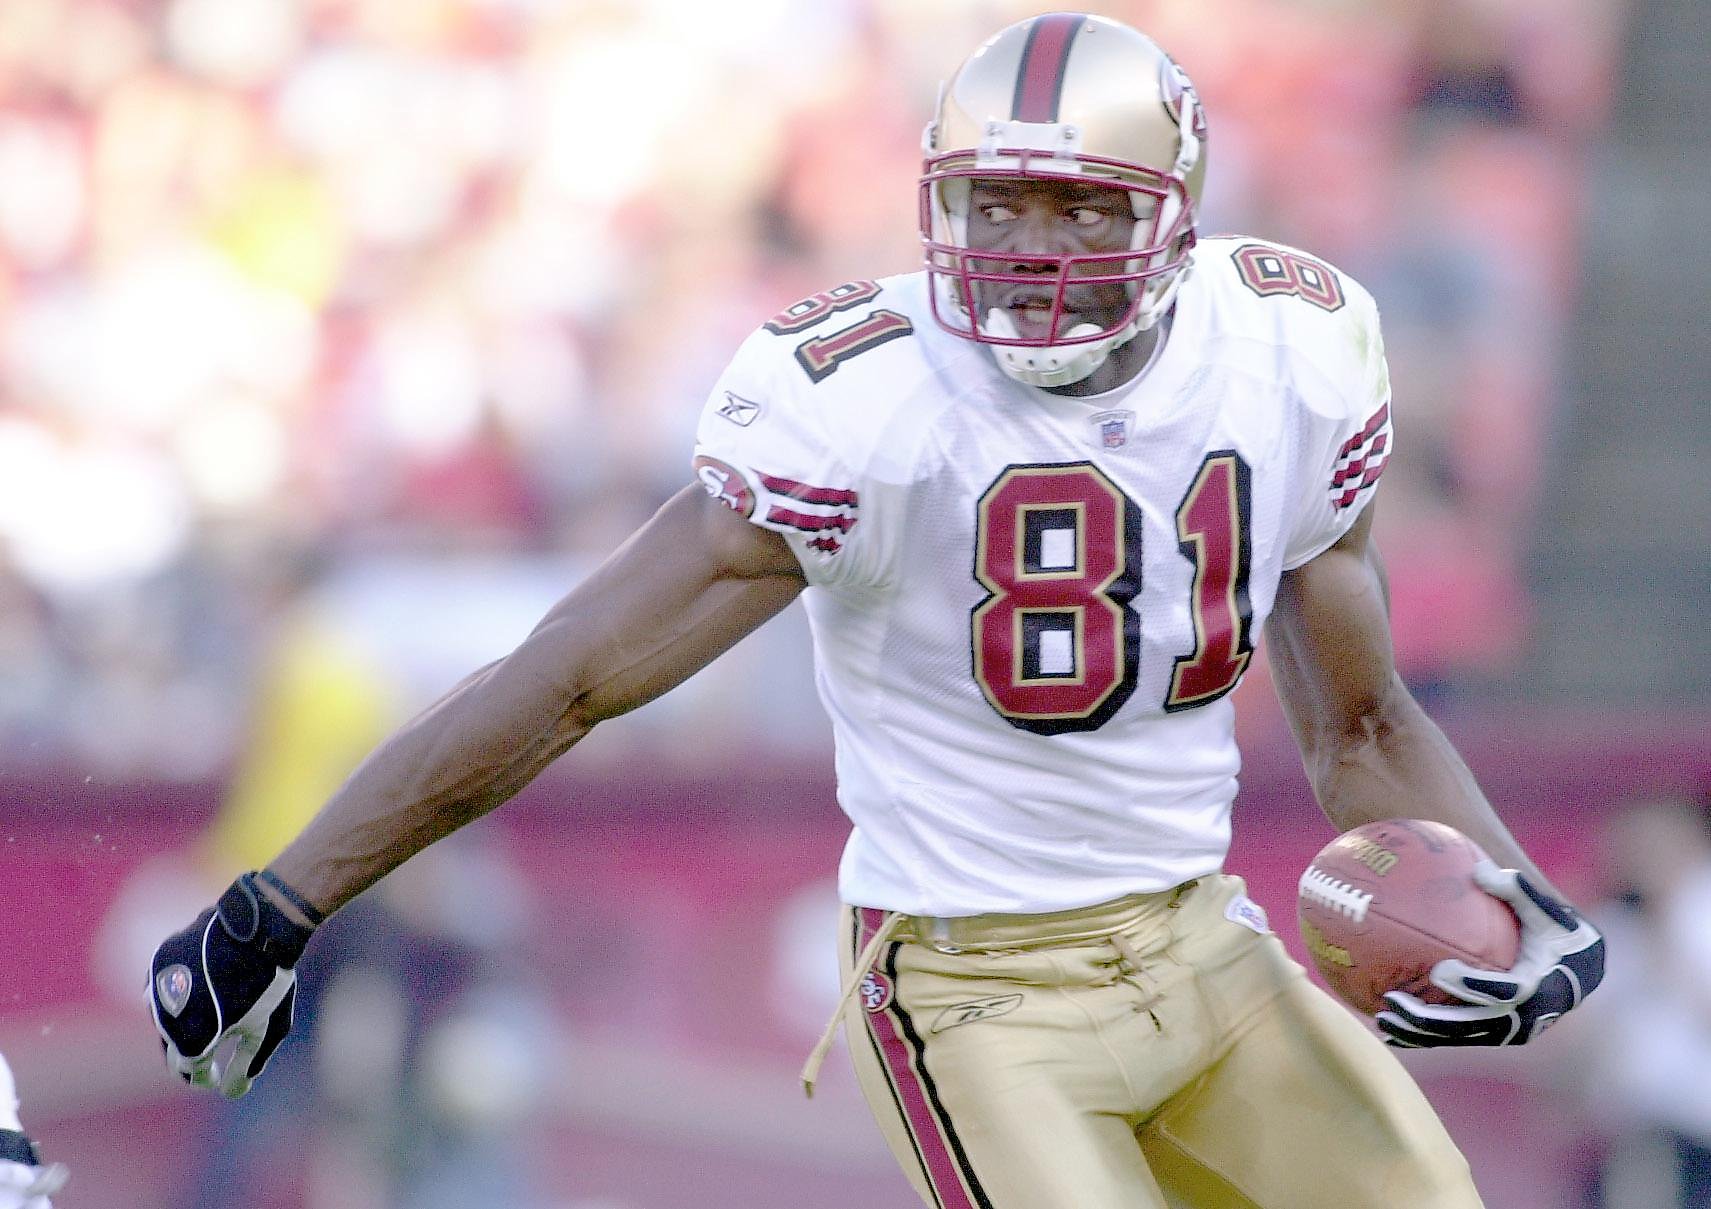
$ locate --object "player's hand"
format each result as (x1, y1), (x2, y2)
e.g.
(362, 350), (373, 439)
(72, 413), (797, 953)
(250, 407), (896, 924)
(0, 1132), (67, 1209)
(147, 871), (320, 1097)
(1376, 860), (1605, 1047)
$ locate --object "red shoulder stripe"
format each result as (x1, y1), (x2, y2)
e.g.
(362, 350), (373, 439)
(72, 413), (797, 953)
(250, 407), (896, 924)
(758, 473), (860, 508)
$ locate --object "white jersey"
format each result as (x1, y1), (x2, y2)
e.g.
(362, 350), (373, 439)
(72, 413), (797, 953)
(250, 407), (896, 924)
(693, 237), (1393, 916)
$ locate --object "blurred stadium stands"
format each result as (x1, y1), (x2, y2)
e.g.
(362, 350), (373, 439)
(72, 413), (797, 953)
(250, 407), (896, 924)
(1, 0), (1706, 1206)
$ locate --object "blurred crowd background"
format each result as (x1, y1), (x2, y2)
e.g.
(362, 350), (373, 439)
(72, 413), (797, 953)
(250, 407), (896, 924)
(0, 0), (1627, 774)
(2, 0), (1708, 1207)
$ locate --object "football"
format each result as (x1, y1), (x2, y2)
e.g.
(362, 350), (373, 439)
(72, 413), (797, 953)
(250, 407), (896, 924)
(1297, 819), (1521, 1015)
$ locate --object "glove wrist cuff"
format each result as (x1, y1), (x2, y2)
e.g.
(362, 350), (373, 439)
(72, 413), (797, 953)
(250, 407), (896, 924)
(254, 868), (327, 926)
(0, 1128), (42, 1167)
(217, 873), (317, 968)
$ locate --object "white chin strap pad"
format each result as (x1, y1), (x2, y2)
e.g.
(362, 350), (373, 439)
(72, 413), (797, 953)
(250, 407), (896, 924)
(983, 307), (1139, 389)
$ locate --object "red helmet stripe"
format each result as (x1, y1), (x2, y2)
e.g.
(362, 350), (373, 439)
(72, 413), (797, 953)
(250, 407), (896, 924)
(1010, 13), (1084, 122)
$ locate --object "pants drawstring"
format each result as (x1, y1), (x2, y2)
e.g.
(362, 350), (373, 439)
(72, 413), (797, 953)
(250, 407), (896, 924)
(1109, 931), (1165, 1019)
(800, 910), (904, 1098)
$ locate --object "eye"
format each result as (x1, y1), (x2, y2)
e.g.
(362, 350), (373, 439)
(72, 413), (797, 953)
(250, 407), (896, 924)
(979, 204), (1017, 223)
(1069, 207), (1109, 226)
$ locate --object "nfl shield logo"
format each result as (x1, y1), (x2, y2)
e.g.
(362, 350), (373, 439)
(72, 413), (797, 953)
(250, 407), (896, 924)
(1092, 410), (1133, 449)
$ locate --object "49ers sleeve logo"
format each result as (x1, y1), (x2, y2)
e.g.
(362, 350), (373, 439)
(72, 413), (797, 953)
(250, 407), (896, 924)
(1232, 244), (1345, 312)
(693, 455), (756, 518)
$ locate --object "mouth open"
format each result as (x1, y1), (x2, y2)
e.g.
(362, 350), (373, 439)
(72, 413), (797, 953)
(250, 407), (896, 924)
(1000, 291), (1072, 339)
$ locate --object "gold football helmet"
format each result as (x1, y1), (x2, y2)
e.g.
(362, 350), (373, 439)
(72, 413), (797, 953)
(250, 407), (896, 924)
(920, 13), (1208, 387)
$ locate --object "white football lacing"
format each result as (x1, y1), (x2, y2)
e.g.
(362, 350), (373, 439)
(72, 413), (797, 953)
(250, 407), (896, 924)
(1298, 867), (1373, 924)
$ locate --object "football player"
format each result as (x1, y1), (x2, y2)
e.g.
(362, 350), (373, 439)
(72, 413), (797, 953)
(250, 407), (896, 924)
(149, 14), (1603, 1206)
(0, 1052), (64, 1209)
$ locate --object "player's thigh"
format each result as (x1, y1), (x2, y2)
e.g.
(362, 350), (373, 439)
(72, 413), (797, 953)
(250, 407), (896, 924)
(839, 915), (1167, 1209)
(847, 1020), (1167, 1209)
(1140, 951), (1483, 1209)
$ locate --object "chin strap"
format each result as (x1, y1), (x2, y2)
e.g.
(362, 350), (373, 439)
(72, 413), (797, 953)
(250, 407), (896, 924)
(983, 308), (1130, 388)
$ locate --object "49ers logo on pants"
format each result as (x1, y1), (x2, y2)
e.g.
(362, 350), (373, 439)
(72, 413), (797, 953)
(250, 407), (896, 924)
(860, 968), (894, 1013)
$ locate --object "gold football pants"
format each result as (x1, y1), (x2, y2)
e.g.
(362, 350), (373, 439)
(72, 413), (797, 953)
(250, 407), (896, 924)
(839, 875), (1483, 1209)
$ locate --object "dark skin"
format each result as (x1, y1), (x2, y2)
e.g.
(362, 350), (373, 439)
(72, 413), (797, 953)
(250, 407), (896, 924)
(965, 176), (1164, 397)
(261, 480), (1551, 927)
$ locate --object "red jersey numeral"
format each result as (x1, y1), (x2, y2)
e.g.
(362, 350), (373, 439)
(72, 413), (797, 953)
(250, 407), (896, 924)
(1166, 452), (1254, 710)
(970, 454), (1254, 732)
(971, 464), (1143, 735)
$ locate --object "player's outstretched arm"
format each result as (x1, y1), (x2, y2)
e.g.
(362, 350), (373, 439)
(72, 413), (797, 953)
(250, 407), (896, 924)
(266, 484), (805, 913)
(149, 485), (806, 1095)
(1267, 503), (1604, 1045)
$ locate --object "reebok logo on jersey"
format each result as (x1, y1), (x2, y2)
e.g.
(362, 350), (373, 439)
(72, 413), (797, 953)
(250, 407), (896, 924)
(930, 993), (1023, 1033)
(716, 391), (762, 426)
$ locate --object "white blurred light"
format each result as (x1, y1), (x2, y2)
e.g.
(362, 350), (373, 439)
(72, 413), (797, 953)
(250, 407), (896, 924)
(5, 241), (316, 428)
(164, 0), (301, 89)
(0, 420), (59, 539)
(488, 324), (591, 437)
(0, 116), (85, 270)
(274, 49), (521, 245)
(0, 429), (191, 590)
(373, 313), (484, 455)
(419, 1009), (544, 1128)
(482, 205), (622, 319)
(535, 35), (706, 209)
(174, 397), (289, 510)
(223, 283), (319, 397)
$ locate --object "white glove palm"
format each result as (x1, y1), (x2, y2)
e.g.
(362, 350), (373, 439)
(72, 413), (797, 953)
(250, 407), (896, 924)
(0, 1157), (66, 1209)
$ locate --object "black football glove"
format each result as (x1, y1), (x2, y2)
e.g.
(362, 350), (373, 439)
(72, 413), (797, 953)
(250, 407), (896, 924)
(148, 871), (320, 1098)
(1376, 861), (1605, 1047)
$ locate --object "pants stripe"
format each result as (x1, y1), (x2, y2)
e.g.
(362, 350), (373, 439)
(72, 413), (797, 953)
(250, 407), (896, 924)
(853, 913), (945, 1209)
(858, 908), (995, 1209)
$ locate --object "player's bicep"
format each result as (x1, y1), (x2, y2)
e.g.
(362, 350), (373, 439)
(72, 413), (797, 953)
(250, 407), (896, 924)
(521, 485), (805, 725)
(1266, 503), (1401, 742)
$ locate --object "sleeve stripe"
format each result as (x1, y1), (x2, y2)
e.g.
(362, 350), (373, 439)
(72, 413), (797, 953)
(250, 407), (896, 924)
(758, 473), (860, 508)
(766, 505), (857, 534)
(1330, 433), (1389, 487)
(1333, 456), (1388, 509)
(1335, 402), (1390, 459)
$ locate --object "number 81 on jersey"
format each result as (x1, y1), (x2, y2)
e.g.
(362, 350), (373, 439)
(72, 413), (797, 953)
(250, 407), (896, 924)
(971, 456), (1254, 735)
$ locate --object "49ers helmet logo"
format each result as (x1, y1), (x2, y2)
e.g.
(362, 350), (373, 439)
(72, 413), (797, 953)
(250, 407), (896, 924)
(1159, 56), (1208, 140)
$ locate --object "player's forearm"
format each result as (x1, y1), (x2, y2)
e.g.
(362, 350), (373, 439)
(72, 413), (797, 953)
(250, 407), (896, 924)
(264, 634), (594, 915)
(1303, 676), (1553, 890)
